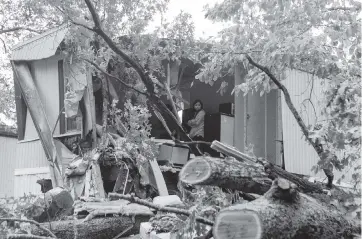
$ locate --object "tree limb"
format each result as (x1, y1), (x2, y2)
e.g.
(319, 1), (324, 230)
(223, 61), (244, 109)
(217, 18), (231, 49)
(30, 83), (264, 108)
(70, 20), (94, 31)
(108, 193), (214, 226)
(0, 218), (57, 238)
(83, 0), (155, 94)
(0, 27), (41, 34)
(165, 63), (181, 123)
(151, 104), (175, 140)
(82, 0), (195, 144)
(83, 58), (148, 96)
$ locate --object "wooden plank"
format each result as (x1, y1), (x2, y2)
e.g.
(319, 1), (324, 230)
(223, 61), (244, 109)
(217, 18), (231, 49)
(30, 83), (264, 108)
(91, 162), (106, 198)
(84, 169), (92, 197)
(58, 60), (65, 134)
(85, 70), (97, 146)
(113, 163), (129, 194)
(148, 159), (169, 196)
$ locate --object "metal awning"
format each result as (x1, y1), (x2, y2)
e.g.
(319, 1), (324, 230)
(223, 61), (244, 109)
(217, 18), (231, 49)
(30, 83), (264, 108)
(11, 24), (68, 61)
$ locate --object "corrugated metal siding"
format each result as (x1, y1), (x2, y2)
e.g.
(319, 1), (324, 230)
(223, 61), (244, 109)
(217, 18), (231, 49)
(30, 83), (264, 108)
(11, 25), (68, 61)
(0, 136), (18, 198)
(15, 140), (48, 169)
(13, 140), (49, 198)
(281, 69), (353, 182)
(24, 57), (60, 140)
(14, 167), (50, 198)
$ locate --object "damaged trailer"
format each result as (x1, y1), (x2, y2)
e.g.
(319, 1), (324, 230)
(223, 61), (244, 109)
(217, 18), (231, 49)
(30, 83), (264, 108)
(9, 24), (183, 238)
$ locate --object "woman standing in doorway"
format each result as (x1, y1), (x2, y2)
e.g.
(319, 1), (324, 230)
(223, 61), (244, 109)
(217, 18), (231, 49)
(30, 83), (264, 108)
(188, 99), (205, 154)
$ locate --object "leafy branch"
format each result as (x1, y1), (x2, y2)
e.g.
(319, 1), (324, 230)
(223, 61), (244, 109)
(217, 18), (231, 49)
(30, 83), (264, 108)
(76, 0), (198, 151)
(83, 58), (148, 96)
(108, 193), (214, 226)
(0, 218), (57, 238)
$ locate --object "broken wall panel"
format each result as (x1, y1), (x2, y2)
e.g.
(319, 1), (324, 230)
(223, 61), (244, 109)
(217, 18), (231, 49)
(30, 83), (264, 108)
(12, 61), (63, 187)
(23, 57), (61, 139)
(0, 135), (18, 197)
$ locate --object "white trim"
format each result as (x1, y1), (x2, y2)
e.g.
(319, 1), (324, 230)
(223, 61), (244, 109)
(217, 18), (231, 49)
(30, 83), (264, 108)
(18, 138), (40, 144)
(18, 131), (81, 144)
(53, 131), (82, 138)
(14, 167), (50, 176)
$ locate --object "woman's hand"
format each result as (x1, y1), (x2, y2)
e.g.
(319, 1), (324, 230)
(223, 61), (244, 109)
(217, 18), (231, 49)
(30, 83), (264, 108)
(188, 119), (195, 126)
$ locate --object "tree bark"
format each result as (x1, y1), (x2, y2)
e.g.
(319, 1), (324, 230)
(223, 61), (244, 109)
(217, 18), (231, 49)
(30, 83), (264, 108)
(179, 156), (272, 194)
(32, 216), (150, 239)
(211, 140), (324, 194)
(213, 178), (357, 239)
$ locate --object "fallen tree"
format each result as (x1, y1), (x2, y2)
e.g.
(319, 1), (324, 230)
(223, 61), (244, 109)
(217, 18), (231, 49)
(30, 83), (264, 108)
(31, 216), (150, 239)
(212, 178), (359, 239)
(210, 140), (325, 194)
(179, 156), (272, 194)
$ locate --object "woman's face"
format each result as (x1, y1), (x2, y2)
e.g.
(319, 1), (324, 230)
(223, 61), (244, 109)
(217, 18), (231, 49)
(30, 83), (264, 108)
(194, 102), (202, 111)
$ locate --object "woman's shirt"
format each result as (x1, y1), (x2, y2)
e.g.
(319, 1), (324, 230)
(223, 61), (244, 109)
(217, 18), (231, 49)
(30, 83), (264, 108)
(187, 110), (205, 138)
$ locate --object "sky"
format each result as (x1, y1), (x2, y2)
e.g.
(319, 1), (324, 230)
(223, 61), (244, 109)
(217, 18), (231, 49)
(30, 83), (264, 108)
(148, 0), (226, 39)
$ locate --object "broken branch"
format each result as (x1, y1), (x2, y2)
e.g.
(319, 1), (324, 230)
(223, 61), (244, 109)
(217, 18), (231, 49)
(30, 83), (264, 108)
(83, 58), (147, 96)
(210, 140), (257, 163)
(83, 0), (155, 94)
(108, 193), (214, 226)
(211, 141), (324, 194)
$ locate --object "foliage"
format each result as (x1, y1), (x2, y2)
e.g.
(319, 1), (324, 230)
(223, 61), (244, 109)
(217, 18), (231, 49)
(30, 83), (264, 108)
(174, 185), (233, 238)
(0, 0), (64, 125)
(310, 77), (361, 186)
(0, 76), (15, 125)
(198, 0), (361, 184)
(147, 185), (234, 237)
(110, 100), (159, 163)
(0, 0), (177, 125)
(0, 194), (39, 236)
(149, 213), (185, 233)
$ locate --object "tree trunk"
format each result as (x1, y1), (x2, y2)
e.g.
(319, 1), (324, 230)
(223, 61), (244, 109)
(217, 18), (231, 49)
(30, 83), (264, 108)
(32, 216), (150, 239)
(179, 156), (272, 194)
(211, 140), (324, 194)
(213, 178), (357, 239)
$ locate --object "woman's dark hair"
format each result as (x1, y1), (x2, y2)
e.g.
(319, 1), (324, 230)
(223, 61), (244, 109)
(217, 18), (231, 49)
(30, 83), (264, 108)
(192, 99), (203, 110)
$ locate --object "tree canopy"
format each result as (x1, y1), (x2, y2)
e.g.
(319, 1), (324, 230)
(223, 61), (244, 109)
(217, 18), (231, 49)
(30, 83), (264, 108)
(198, 0), (361, 185)
(0, 0), (360, 185)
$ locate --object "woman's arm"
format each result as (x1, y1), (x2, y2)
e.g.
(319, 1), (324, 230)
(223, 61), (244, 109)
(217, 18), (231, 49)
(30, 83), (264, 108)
(188, 110), (205, 127)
